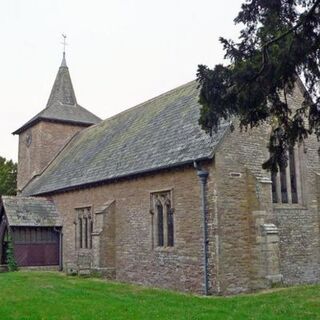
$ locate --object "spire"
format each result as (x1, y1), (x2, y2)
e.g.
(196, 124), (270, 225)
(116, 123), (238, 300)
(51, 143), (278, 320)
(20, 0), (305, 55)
(12, 38), (101, 135)
(60, 34), (67, 67)
(46, 57), (77, 107)
(46, 35), (77, 107)
(61, 52), (67, 67)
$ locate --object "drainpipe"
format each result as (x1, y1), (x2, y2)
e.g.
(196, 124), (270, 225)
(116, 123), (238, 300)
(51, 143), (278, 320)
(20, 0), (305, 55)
(194, 161), (209, 295)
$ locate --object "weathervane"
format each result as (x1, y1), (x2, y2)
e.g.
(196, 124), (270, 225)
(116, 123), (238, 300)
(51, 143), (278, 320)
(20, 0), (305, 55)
(61, 33), (67, 54)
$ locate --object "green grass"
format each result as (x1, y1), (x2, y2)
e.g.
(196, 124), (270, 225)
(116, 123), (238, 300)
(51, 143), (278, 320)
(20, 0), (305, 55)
(0, 272), (320, 320)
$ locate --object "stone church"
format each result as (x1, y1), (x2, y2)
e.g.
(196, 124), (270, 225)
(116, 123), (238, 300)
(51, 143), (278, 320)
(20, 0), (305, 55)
(0, 53), (320, 295)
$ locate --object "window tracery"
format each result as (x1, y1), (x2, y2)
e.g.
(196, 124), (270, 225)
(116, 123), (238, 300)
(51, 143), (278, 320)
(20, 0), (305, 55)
(271, 147), (302, 204)
(75, 207), (92, 249)
(150, 190), (174, 248)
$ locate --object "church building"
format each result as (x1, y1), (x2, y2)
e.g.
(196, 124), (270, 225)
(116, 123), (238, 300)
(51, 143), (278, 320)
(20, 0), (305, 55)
(1, 52), (320, 295)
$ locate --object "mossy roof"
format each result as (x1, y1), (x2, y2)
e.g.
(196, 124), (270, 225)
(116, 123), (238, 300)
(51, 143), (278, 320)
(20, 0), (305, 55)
(23, 80), (229, 196)
(1, 196), (62, 227)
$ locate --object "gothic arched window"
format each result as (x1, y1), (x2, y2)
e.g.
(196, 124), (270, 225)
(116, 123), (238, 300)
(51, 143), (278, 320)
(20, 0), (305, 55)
(151, 190), (174, 248)
(75, 207), (92, 250)
(166, 201), (174, 247)
(271, 147), (301, 204)
(157, 202), (164, 247)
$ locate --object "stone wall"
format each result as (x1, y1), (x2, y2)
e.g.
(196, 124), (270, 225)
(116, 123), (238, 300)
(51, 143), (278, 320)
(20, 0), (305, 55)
(209, 122), (272, 294)
(17, 121), (86, 191)
(275, 207), (320, 284)
(210, 82), (320, 294)
(273, 140), (320, 284)
(51, 165), (209, 294)
(92, 200), (116, 278)
(272, 84), (320, 285)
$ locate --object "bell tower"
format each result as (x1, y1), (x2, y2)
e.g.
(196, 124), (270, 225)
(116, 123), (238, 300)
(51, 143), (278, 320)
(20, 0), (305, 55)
(13, 49), (101, 192)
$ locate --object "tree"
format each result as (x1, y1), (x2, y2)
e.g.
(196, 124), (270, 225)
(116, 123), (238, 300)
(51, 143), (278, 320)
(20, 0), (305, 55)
(0, 157), (17, 196)
(197, 0), (320, 172)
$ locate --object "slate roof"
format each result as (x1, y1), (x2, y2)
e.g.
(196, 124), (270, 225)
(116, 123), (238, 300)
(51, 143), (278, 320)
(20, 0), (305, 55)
(1, 196), (62, 227)
(13, 55), (101, 134)
(23, 80), (230, 196)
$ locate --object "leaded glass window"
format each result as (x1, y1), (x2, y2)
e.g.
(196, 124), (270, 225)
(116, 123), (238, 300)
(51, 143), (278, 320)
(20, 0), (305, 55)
(150, 190), (174, 248)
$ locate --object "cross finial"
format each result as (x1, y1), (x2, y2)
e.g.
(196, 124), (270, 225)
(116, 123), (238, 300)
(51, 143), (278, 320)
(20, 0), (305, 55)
(61, 34), (68, 67)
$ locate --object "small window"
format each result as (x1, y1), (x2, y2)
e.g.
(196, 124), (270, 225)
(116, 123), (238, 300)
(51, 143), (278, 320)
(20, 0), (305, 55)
(79, 218), (83, 248)
(157, 202), (164, 246)
(289, 147), (298, 203)
(271, 147), (301, 204)
(167, 205), (174, 247)
(151, 190), (174, 248)
(75, 207), (92, 249)
(280, 164), (288, 203)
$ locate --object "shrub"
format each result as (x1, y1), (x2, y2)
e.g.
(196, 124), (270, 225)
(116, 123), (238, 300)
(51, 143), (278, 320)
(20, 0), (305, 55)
(6, 236), (18, 271)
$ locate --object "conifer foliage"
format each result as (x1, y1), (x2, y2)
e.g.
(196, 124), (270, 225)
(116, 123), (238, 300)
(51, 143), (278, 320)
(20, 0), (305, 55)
(197, 0), (320, 171)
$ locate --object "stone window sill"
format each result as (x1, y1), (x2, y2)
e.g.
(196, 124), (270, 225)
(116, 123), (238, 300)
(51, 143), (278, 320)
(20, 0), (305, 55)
(154, 246), (175, 253)
(77, 248), (92, 251)
(273, 204), (308, 210)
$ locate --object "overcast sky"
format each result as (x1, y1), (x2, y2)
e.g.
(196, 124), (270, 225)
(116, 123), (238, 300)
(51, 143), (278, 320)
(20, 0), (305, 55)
(1, 0), (244, 161)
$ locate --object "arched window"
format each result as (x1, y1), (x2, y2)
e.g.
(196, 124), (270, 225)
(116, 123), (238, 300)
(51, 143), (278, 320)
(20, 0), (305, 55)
(271, 147), (301, 204)
(75, 207), (92, 249)
(167, 201), (174, 247)
(280, 164), (288, 203)
(151, 190), (174, 248)
(79, 217), (83, 249)
(157, 202), (164, 247)
(289, 147), (298, 203)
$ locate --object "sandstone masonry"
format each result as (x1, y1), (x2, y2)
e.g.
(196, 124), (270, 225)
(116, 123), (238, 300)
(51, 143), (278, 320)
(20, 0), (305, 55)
(10, 55), (320, 295)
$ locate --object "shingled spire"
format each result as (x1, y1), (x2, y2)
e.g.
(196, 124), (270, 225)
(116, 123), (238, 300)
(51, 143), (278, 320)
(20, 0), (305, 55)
(14, 48), (101, 191)
(13, 52), (101, 135)
(46, 52), (77, 107)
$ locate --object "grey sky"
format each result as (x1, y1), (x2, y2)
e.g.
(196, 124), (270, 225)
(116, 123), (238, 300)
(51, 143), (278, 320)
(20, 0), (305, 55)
(1, 0), (243, 161)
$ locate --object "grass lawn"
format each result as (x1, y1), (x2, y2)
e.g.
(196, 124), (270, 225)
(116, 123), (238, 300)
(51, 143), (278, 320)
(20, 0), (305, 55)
(0, 272), (319, 320)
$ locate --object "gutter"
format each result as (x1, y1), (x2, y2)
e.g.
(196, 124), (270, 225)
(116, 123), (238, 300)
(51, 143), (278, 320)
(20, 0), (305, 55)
(194, 161), (209, 295)
(27, 157), (213, 197)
